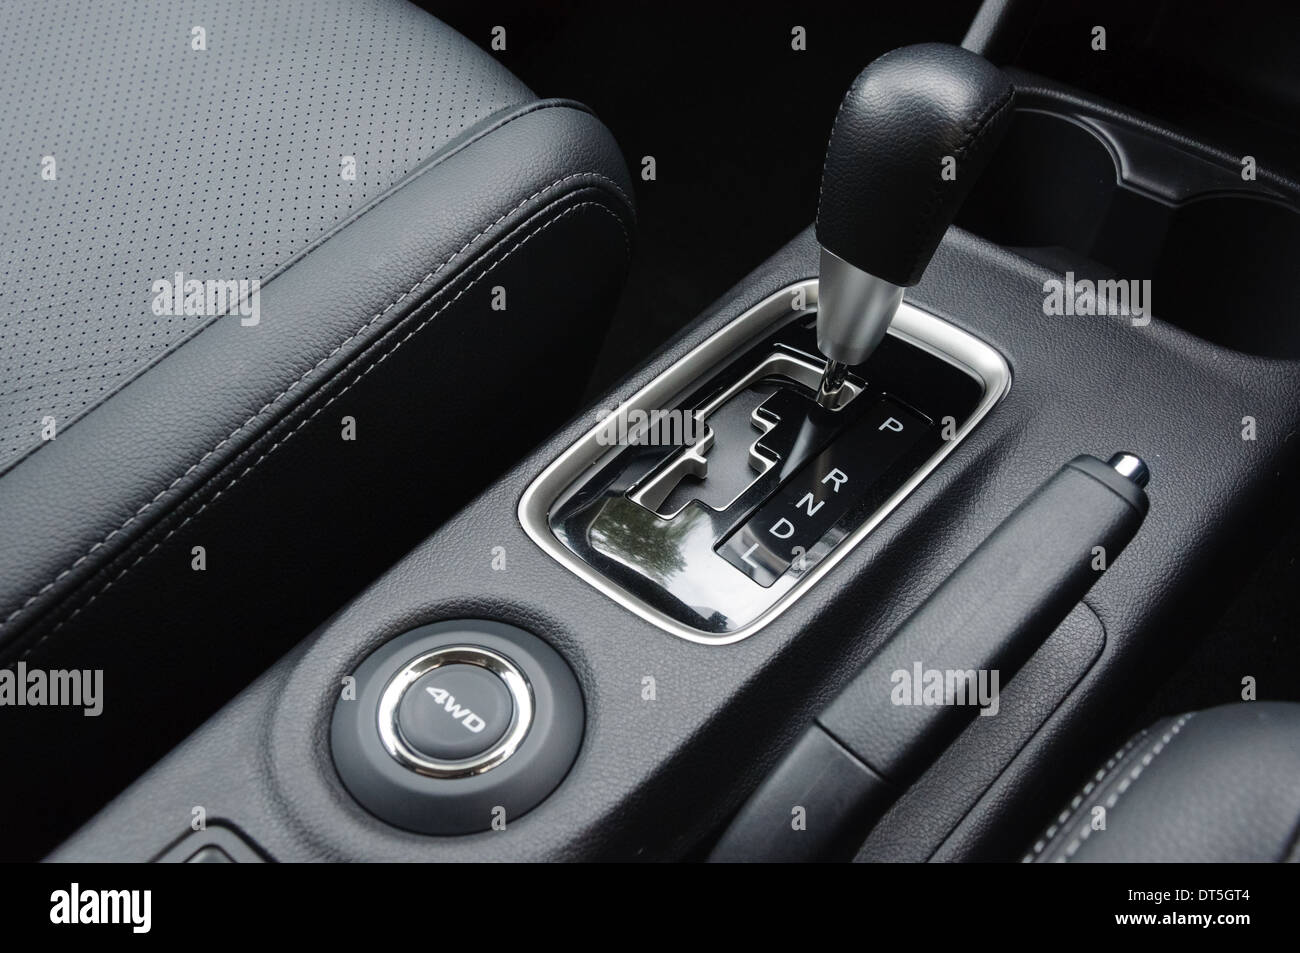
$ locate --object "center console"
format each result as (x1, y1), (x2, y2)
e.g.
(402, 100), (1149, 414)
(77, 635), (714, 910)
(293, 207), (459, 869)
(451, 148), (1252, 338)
(46, 24), (1300, 863)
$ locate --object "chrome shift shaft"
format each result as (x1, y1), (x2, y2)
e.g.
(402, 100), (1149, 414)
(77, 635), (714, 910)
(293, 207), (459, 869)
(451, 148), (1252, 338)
(815, 358), (850, 410)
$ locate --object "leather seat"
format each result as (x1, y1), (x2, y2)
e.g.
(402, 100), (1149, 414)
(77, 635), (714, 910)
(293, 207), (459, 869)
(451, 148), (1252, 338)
(1025, 703), (1300, 862)
(0, 0), (633, 858)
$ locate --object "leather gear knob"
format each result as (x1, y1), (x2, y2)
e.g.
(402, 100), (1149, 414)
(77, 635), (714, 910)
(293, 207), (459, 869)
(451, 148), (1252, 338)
(816, 42), (1015, 288)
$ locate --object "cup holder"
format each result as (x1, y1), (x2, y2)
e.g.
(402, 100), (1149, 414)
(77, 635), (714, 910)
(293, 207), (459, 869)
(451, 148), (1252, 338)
(1155, 197), (1300, 357)
(957, 109), (1300, 359)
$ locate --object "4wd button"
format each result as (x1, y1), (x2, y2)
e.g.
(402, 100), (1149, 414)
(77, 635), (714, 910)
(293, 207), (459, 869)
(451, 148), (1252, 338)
(397, 664), (513, 761)
(376, 644), (535, 778)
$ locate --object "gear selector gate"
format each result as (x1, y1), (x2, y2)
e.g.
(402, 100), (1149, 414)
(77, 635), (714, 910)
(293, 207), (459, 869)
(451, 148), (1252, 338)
(520, 286), (1009, 641)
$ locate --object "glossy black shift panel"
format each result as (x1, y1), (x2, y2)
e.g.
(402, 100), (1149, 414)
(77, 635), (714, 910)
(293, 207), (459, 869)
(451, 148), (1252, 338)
(718, 397), (930, 586)
(548, 314), (981, 634)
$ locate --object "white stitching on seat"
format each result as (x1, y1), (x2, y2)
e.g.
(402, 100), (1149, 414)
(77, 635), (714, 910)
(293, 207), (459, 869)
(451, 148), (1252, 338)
(16, 202), (629, 660)
(0, 174), (627, 638)
(1021, 730), (1150, 862)
(18, 200), (628, 656)
(1044, 713), (1195, 863)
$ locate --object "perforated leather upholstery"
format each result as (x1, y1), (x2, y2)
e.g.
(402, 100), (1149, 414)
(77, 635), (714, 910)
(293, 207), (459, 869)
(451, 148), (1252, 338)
(0, 0), (532, 470)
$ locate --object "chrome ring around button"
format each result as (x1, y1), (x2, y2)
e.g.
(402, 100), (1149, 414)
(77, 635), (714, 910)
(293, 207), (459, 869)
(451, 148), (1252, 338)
(376, 645), (534, 779)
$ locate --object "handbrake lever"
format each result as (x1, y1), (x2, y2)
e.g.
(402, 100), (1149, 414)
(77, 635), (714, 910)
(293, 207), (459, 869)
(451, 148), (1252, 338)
(709, 453), (1150, 862)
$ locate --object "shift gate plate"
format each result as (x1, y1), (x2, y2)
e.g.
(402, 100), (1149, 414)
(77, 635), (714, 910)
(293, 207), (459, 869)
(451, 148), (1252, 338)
(518, 281), (1010, 644)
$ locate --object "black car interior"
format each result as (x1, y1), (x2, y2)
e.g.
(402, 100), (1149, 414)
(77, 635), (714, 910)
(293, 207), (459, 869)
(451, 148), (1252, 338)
(3, 0), (1300, 865)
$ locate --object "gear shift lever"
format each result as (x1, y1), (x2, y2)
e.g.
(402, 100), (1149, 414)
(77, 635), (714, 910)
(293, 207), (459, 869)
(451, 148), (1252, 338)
(814, 43), (1015, 408)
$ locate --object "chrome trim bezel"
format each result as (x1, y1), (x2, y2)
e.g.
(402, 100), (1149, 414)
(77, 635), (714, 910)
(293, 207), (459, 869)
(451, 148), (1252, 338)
(518, 279), (1012, 645)
(376, 645), (534, 778)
